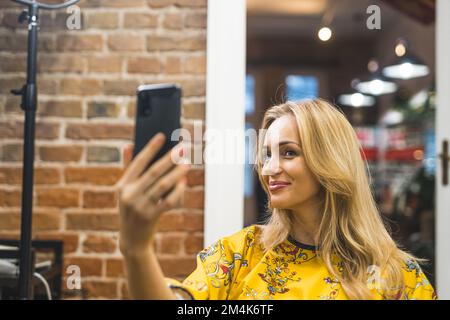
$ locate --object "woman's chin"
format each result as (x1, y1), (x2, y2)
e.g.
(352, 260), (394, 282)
(269, 197), (290, 209)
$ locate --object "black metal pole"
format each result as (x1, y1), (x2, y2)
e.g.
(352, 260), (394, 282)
(9, 0), (80, 300)
(18, 2), (39, 300)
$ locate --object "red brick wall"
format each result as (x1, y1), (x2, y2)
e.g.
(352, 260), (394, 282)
(0, 0), (206, 299)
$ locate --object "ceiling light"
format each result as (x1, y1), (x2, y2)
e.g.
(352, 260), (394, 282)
(354, 59), (398, 96)
(383, 58), (430, 80)
(380, 110), (404, 126)
(338, 92), (376, 107)
(354, 78), (398, 95)
(395, 42), (406, 57)
(318, 27), (332, 41)
(382, 39), (430, 80)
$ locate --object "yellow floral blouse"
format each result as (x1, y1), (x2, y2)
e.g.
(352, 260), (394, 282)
(166, 225), (437, 300)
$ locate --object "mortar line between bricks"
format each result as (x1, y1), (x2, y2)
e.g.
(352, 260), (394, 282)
(1, 72), (206, 79)
(0, 27), (205, 36)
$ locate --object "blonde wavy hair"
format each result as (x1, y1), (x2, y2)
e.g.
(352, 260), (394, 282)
(255, 98), (418, 300)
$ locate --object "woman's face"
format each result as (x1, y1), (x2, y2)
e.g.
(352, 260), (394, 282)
(261, 115), (322, 210)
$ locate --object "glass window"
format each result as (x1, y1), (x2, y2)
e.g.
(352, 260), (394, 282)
(285, 75), (318, 101)
(244, 74), (256, 198)
(244, 122), (255, 198)
(246, 74), (255, 115)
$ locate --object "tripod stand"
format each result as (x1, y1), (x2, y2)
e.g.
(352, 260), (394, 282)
(9, 0), (80, 300)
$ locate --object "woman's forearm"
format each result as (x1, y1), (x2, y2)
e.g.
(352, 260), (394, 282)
(123, 247), (176, 300)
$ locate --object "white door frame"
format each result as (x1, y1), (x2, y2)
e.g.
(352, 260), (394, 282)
(204, 0), (246, 246)
(436, 0), (450, 300)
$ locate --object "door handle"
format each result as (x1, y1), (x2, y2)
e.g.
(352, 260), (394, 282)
(439, 139), (449, 186)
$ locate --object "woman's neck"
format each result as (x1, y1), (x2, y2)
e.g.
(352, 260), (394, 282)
(289, 197), (323, 246)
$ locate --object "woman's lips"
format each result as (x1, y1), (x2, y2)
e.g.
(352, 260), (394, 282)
(268, 183), (290, 192)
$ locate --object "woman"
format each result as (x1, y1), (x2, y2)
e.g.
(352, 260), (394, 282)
(116, 99), (436, 300)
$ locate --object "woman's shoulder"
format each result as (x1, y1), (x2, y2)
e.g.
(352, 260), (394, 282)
(209, 224), (264, 253)
(225, 224), (263, 239)
(400, 258), (428, 283)
(400, 258), (437, 299)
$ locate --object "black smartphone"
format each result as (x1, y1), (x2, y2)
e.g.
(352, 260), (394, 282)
(133, 83), (182, 169)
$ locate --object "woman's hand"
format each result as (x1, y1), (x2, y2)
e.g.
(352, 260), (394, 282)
(115, 133), (190, 256)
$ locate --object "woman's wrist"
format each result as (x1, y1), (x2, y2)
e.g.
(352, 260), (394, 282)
(119, 221), (159, 258)
(120, 238), (156, 259)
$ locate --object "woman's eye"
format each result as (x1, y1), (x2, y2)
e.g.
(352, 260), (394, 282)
(283, 150), (296, 157)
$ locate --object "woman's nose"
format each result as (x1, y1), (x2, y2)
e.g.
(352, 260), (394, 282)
(262, 155), (282, 176)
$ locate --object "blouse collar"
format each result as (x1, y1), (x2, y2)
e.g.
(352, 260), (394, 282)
(286, 235), (318, 251)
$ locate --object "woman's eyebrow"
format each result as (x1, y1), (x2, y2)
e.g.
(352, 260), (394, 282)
(263, 141), (300, 148)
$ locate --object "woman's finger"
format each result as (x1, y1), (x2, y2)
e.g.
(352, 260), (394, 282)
(134, 142), (185, 193)
(120, 133), (166, 184)
(123, 144), (134, 168)
(156, 177), (187, 212)
(145, 164), (190, 203)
